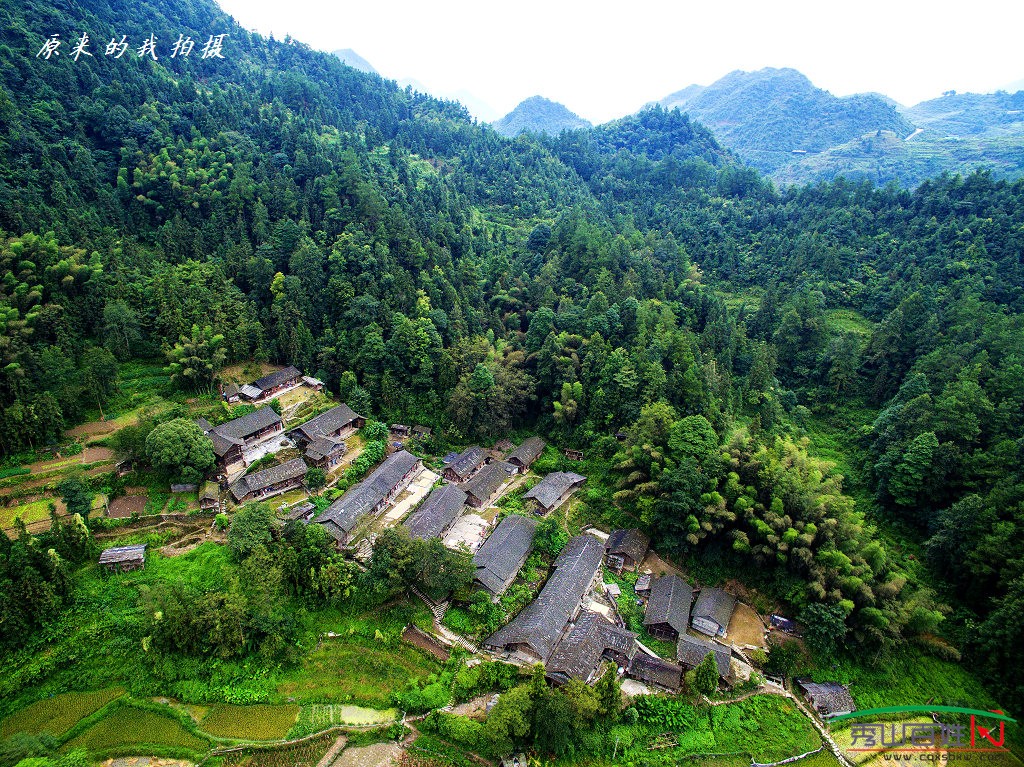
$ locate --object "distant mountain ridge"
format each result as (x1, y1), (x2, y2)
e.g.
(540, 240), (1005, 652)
(658, 67), (914, 173)
(657, 67), (1024, 186)
(492, 96), (591, 137)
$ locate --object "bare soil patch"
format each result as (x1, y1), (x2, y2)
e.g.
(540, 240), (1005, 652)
(639, 551), (686, 579)
(107, 495), (148, 518)
(727, 602), (767, 648)
(83, 445), (115, 464)
(331, 742), (402, 767)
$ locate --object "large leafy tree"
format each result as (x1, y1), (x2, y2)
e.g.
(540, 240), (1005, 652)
(165, 325), (227, 391)
(144, 418), (215, 483)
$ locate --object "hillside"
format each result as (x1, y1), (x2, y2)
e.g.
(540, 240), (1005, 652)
(492, 95), (592, 137)
(332, 47), (378, 74)
(0, 0), (1023, 762)
(658, 67), (914, 173)
(902, 89), (1024, 137)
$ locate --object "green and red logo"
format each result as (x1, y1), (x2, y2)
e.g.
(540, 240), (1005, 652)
(831, 706), (1015, 756)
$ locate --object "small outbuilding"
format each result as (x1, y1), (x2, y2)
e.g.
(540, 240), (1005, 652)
(99, 544), (147, 573)
(797, 681), (857, 719)
(606, 528), (650, 572)
(506, 437), (545, 474)
(691, 587), (737, 638)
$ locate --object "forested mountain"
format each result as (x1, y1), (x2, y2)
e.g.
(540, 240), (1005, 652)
(0, 0), (1023, 723)
(658, 68), (1024, 187)
(332, 48), (377, 74)
(658, 68), (914, 172)
(902, 89), (1024, 138)
(492, 96), (591, 137)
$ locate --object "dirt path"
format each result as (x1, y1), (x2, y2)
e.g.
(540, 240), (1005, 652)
(316, 735), (348, 767)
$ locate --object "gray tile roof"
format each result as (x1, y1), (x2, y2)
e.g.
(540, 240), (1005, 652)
(797, 681), (857, 717)
(546, 611), (636, 683)
(291, 403), (362, 443)
(644, 575), (693, 635)
(314, 450), (420, 543)
(230, 457), (308, 501)
(691, 587), (737, 632)
(200, 405), (282, 458)
(484, 534), (604, 661)
(473, 514), (538, 594)
(251, 365), (301, 393)
(676, 633), (732, 679)
(305, 435), (346, 462)
(524, 471), (586, 510)
(628, 653), (683, 691)
(98, 544), (147, 565)
(607, 528), (650, 564)
(461, 461), (515, 505)
(405, 484), (467, 540)
(447, 446), (488, 479)
(507, 437), (545, 468)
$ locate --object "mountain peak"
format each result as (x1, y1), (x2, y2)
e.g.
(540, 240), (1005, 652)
(492, 96), (591, 138)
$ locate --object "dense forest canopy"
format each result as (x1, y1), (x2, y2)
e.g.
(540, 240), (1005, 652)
(0, 0), (1022, 716)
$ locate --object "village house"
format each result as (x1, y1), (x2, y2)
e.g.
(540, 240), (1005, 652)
(691, 587), (737, 638)
(229, 457), (308, 503)
(627, 654), (684, 692)
(634, 573), (653, 597)
(412, 425), (431, 440)
(523, 471), (586, 515)
(199, 481), (220, 511)
(196, 406), (284, 475)
(222, 383), (241, 403)
(506, 436), (545, 474)
(302, 375), (324, 392)
(677, 633), (732, 683)
(99, 544), (147, 573)
(483, 534), (604, 663)
(546, 611), (638, 685)
(472, 513), (538, 595)
(390, 424), (411, 438)
(797, 681), (857, 719)
(404, 484), (468, 540)
(302, 436), (347, 470)
(443, 446), (489, 483)
(643, 575), (694, 642)
(289, 403), (364, 446)
(461, 461), (516, 508)
(605, 528), (650, 572)
(240, 365), (303, 401)
(285, 500), (316, 522)
(312, 450), (422, 547)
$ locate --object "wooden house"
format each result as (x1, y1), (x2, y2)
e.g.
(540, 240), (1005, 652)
(196, 406), (284, 475)
(506, 437), (545, 474)
(524, 471), (586, 514)
(99, 544), (147, 573)
(628, 654), (683, 692)
(483, 535), (603, 663)
(443, 446), (488, 483)
(677, 634), (732, 684)
(797, 681), (856, 719)
(404, 485), (467, 540)
(199, 481), (220, 510)
(643, 575), (693, 641)
(241, 366), (303, 401)
(473, 514), (538, 595)
(461, 461), (516, 508)
(313, 450), (422, 547)
(605, 528), (650, 572)
(289, 403), (364, 446)
(229, 457), (308, 503)
(546, 611), (637, 685)
(691, 587), (737, 638)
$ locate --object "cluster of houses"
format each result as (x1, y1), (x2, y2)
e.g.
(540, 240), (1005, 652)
(194, 398), (365, 500)
(475, 526), (745, 693)
(306, 435), (588, 551)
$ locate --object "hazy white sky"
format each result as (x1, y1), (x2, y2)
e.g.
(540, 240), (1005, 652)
(216, 0), (1024, 124)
